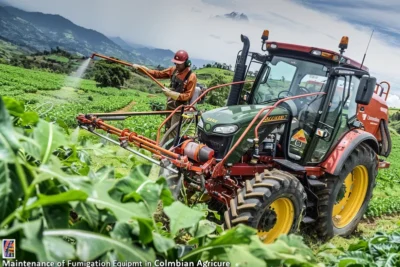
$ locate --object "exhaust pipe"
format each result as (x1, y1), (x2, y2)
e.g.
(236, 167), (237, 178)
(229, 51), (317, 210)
(226, 34), (250, 106)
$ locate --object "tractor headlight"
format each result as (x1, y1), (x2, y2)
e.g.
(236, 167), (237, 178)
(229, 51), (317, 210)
(198, 119), (204, 128)
(213, 125), (238, 134)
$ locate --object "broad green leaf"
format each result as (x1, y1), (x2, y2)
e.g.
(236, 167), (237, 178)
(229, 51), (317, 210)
(33, 119), (68, 163)
(43, 205), (70, 229)
(137, 218), (153, 245)
(110, 168), (166, 215)
(159, 188), (174, 207)
(70, 126), (80, 144)
(194, 220), (216, 238)
(73, 202), (100, 229)
(3, 96), (24, 117)
(156, 178), (174, 207)
(29, 190), (88, 210)
(20, 219), (75, 262)
(188, 220), (217, 241)
(164, 201), (204, 236)
(152, 232), (175, 254)
(0, 97), (20, 158)
(136, 182), (163, 214)
(181, 225), (256, 261)
(111, 222), (137, 242)
(337, 251), (376, 267)
(0, 163), (23, 223)
(56, 119), (70, 135)
(226, 245), (266, 267)
(38, 159), (93, 194)
(207, 224), (256, 246)
(87, 179), (150, 222)
(44, 229), (156, 262)
(21, 111), (39, 126)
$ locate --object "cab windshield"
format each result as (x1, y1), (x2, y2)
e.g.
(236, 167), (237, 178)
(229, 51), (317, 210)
(252, 56), (329, 104)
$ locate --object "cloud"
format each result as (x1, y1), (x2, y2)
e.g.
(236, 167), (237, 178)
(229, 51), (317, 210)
(191, 7), (202, 13)
(209, 34), (221, 39)
(201, 0), (237, 8)
(387, 94), (400, 108)
(4, 0), (400, 96)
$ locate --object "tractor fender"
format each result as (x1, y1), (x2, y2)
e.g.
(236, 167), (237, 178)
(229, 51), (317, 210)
(320, 129), (379, 176)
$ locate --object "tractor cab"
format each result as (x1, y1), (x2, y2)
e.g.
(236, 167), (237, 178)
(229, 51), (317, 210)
(198, 31), (378, 168)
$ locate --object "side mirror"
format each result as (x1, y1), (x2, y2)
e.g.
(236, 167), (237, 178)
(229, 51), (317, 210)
(355, 76), (376, 105)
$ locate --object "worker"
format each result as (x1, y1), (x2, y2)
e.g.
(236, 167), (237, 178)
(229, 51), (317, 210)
(132, 50), (197, 138)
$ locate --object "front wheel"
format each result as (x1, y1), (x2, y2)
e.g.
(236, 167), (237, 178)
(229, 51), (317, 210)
(224, 169), (307, 244)
(315, 144), (377, 240)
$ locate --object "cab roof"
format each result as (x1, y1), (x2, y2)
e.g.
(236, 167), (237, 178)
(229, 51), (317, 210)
(266, 41), (369, 72)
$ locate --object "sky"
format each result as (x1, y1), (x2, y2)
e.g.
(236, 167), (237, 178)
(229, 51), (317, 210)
(3, 0), (400, 107)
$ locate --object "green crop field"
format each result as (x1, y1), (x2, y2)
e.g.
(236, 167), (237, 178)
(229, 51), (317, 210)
(390, 108), (400, 115)
(45, 54), (70, 63)
(1, 63), (399, 266)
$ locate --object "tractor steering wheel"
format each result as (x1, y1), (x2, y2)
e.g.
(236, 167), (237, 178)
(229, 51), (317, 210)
(295, 86), (315, 105)
(277, 90), (294, 99)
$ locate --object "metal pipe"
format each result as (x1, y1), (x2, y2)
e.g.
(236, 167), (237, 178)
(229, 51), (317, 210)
(91, 110), (182, 117)
(90, 53), (165, 89)
(80, 126), (178, 174)
(156, 80), (254, 143)
(211, 92), (326, 178)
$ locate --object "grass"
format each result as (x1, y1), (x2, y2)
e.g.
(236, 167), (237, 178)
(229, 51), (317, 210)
(390, 108), (400, 115)
(195, 67), (234, 84)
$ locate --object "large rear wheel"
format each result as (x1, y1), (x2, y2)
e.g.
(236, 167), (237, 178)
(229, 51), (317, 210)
(224, 169), (307, 244)
(315, 144), (377, 240)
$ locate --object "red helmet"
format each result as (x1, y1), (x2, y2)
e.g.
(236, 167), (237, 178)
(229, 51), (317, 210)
(172, 50), (189, 64)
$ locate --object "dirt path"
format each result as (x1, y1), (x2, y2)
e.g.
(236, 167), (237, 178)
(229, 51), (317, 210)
(114, 100), (137, 113)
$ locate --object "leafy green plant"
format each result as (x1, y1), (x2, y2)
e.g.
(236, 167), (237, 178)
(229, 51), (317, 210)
(0, 96), (325, 266)
(318, 227), (400, 267)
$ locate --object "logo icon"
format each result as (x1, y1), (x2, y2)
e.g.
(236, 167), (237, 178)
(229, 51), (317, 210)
(2, 239), (16, 259)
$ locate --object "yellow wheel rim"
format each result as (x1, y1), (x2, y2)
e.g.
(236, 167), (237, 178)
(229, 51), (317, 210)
(257, 197), (294, 244)
(332, 165), (368, 228)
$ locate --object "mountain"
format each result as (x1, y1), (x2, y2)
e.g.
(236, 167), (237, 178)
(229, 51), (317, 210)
(215, 11), (249, 22)
(110, 37), (214, 68)
(0, 6), (148, 63)
(0, 5), (215, 67)
(109, 37), (150, 50)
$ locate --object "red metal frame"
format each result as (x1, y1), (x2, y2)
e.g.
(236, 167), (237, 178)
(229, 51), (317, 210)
(156, 80), (254, 143)
(265, 42), (369, 71)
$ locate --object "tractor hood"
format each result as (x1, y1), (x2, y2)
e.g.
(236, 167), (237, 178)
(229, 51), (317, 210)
(199, 104), (289, 133)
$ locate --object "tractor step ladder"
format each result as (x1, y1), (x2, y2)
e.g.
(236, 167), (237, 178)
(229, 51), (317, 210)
(273, 159), (305, 172)
(307, 179), (326, 188)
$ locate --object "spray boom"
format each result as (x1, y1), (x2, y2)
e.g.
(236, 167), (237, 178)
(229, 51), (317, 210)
(90, 53), (165, 88)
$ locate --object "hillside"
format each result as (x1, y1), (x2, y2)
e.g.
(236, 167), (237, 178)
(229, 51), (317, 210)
(0, 5), (215, 68)
(0, 6), (150, 63)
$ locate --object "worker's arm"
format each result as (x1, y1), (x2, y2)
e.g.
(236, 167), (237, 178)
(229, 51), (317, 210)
(177, 73), (197, 102)
(146, 66), (175, 79)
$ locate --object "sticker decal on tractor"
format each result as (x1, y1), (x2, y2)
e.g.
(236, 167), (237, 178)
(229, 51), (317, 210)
(263, 115), (288, 122)
(292, 129), (307, 144)
(206, 117), (218, 123)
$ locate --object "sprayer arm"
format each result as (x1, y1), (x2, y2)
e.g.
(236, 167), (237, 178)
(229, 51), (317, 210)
(90, 53), (165, 89)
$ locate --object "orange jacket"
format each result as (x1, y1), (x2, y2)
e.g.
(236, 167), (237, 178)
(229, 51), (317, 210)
(147, 66), (197, 102)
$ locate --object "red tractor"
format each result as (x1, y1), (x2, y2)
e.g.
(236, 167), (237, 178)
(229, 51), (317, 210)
(78, 30), (392, 243)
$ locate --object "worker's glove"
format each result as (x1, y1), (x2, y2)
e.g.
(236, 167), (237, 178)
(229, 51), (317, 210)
(162, 87), (180, 100)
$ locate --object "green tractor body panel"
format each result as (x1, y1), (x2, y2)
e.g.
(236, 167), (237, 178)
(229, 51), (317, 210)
(199, 104), (290, 162)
